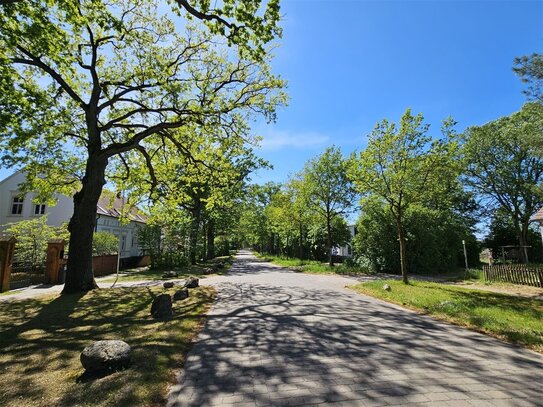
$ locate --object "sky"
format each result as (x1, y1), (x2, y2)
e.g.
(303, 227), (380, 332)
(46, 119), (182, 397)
(250, 0), (543, 184)
(0, 0), (541, 185)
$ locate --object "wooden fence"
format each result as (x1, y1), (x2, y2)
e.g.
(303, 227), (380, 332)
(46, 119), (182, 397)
(482, 265), (543, 287)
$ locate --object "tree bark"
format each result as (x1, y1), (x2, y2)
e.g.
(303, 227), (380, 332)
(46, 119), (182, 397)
(395, 216), (409, 284)
(189, 207), (201, 265)
(206, 218), (215, 260)
(519, 220), (530, 264)
(298, 222), (304, 260)
(62, 155), (107, 293)
(327, 214), (333, 267)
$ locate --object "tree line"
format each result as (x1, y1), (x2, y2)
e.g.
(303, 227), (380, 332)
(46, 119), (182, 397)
(237, 54), (543, 283)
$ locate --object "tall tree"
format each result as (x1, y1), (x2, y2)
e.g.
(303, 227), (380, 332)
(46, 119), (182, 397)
(462, 103), (543, 263)
(513, 53), (543, 102)
(0, 0), (285, 293)
(303, 146), (356, 266)
(349, 109), (458, 283)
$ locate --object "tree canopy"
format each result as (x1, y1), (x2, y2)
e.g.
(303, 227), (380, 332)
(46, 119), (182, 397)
(0, 0), (286, 293)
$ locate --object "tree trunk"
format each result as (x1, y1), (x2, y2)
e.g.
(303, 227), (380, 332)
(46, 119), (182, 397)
(395, 216), (409, 284)
(62, 155), (108, 294)
(520, 221), (530, 264)
(189, 207), (201, 265)
(513, 220), (529, 263)
(298, 223), (304, 260)
(206, 219), (215, 260)
(327, 215), (333, 267)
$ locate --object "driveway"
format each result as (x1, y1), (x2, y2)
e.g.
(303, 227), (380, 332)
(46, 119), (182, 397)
(168, 250), (543, 407)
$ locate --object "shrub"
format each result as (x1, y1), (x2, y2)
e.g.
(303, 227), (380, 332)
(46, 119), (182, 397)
(3, 217), (68, 271)
(92, 231), (118, 255)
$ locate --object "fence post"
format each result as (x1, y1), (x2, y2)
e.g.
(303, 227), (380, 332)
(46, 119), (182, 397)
(0, 236), (17, 292)
(46, 239), (65, 284)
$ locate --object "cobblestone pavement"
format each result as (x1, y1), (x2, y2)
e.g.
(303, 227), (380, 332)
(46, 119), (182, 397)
(167, 251), (543, 407)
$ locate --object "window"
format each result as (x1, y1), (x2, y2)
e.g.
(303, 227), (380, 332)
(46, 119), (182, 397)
(121, 235), (127, 251)
(34, 204), (46, 215)
(11, 196), (24, 215)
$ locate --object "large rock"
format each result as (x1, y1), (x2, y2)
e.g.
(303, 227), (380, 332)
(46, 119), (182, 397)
(150, 294), (173, 318)
(80, 340), (131, 372)
(163, 281), (175, 289)
(202, 267), (214, 275)
(383, 284), (391, 292)
(162, 271), (178, 279)
(173, 288), (189, 301)
(184, 277), (199, 288)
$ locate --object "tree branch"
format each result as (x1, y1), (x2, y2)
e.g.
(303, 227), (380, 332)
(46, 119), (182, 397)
(12, 46), (86, 108)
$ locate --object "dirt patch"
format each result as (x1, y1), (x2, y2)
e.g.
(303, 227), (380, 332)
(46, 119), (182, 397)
(451, 281), (543, 300)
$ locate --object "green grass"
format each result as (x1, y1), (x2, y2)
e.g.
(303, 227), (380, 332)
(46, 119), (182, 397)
(99, 255), (233, 283)
(0, 285), (215, 407)
(254, 252), (370, 275)
(350, 279), (543, 352)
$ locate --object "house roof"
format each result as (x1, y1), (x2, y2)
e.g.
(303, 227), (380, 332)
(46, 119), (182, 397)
(531, 207), (543, 223)
(97, 192), (148, 224)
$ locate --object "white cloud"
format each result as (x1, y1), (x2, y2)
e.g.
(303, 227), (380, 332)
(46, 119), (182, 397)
(258, 129), (329, 151)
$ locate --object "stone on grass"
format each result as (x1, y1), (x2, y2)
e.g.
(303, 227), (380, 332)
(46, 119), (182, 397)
(184, 277), (199, 288)
(202, 267), (214, 275)
(80, 340), (131, 373)
(383, 284), (391, 292)
(151, 294), (173, 318)
(163, 281), (175, 289)
(173, 288), (189, 301)
(162, 271), (178, 279)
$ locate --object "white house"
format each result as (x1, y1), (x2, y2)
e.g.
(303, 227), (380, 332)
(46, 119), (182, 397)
(334, 225), (356, 258)
(0, 171), (146, 259)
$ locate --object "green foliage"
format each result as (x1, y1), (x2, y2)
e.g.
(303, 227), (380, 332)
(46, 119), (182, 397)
(350, 109), (461, 281)
(92, 231), (118, 256)
(462, 103), (543, 263)
(484, 209), (543, 264)
(137, 224), (189, 269)
(0, 0), (286, 291)
(307, 215), (351, 260)
(353, 199), (479, 275)
(3, 217), (68, 269)
(302, 146), (356, 264)
(513, 53), (543, 102)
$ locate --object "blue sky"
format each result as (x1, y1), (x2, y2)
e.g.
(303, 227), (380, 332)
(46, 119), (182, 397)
(250, 0), (543, 184)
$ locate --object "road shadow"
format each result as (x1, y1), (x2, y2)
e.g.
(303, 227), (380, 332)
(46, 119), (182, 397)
(168, 277), (543, 406)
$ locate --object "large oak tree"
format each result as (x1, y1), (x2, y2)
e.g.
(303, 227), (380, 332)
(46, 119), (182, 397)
(0, 0), (285, 293)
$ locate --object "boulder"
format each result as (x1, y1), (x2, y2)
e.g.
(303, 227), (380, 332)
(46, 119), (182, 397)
(163, 281), (175, 289)
(383, 284), (391, 292)
(150, 294), (173, 318)
(80, 340), (131, 372)
(202, 267), (214, 275)
(184, 277), (199, 288)
(173, 288), (189, 301)
(162, 271), (178, 279)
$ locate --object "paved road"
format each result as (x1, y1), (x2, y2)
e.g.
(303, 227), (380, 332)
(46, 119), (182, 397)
(167, 250), (543, 407)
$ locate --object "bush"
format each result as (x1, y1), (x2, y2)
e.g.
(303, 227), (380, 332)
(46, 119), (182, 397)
(354, 200), (480, 275)
(3, 217), (68, 271)
(92, 231), (118, 255)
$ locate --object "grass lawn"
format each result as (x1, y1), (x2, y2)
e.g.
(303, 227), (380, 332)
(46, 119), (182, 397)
(99, 255), (233, 283)
(255, 252), (370, 275)
(0, 285), (215, 407)
(350, 279), (543, 352)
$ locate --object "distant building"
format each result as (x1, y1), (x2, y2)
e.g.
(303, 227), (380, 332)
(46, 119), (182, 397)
(334, 225), (356, 258)
(0, 171), (146, 259)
